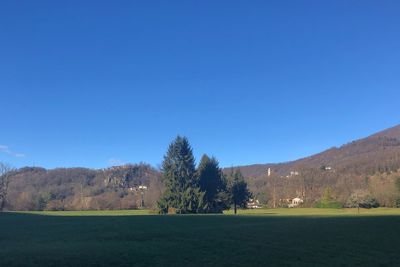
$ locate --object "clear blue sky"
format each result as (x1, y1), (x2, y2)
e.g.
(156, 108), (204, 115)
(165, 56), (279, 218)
(1, 1), (399, 169)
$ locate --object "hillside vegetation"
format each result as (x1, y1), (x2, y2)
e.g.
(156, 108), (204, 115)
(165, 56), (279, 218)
(229, 125), (400, 208)
(6, 164), (163, 211)
(2, 125), (400, 211)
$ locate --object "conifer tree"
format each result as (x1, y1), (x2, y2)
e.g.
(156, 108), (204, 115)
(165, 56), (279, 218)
(197, 155), (229, 213)
(228, 169), (251, 214)
(157, 136), (202, 214)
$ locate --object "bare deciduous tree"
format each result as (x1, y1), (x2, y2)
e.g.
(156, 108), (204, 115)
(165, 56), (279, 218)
(0, 163), (14, 211)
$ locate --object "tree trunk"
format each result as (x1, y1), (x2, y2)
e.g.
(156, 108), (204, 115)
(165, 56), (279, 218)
(273, 177), (276, 208)
(234, 203), (237, 215)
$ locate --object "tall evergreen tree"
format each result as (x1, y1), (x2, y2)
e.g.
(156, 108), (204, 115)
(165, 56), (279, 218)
(197, 155), (229, 213)
(228, 169), (252, 214)
(157, 136), (203, 214)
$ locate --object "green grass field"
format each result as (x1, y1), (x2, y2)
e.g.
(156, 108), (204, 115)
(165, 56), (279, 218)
(1, 208), (400, 266)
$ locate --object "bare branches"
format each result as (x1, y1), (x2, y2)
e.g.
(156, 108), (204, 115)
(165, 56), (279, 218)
(0, 163), (14, 211)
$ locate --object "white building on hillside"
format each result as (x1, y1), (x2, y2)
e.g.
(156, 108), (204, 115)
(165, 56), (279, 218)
(247, 199), (262, 209)
(288, 197), (303, 208)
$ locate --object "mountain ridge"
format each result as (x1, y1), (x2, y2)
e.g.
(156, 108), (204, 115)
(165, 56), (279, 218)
(228, 124), (400, 178)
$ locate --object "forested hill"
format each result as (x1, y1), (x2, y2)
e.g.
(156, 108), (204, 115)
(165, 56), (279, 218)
(6, 164), (163, 211)
(226, 124), (400, 207)
(230, 124), (400, 179)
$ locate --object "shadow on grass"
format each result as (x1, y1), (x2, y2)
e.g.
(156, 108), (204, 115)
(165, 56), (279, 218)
(1, 212), (400, 267)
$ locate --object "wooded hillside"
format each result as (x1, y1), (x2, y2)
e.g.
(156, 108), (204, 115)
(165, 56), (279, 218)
(5, 164), (163, 211)
(230, 125), (400, 207)
(3, 125), (400, 210)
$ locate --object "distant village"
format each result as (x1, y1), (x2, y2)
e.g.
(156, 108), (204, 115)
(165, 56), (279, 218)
(247, 166), (334, 208)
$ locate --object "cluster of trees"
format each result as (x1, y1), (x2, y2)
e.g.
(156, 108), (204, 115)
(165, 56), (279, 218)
(157, 136), (251, 214)
(313, 187), (380, 209)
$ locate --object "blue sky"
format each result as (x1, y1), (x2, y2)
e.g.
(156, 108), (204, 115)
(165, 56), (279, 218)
(1, 1), (399, 169)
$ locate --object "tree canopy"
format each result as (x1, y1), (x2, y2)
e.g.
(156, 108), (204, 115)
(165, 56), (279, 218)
(157, 136), (203, 214)
(197, 155), (229, 213)
(228, 169), (252, 214)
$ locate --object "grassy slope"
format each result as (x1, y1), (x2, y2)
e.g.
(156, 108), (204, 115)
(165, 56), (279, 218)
(1, 209), (400, 266)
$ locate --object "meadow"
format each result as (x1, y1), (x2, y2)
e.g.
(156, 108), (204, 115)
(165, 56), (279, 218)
(1, 208), (400, 266)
